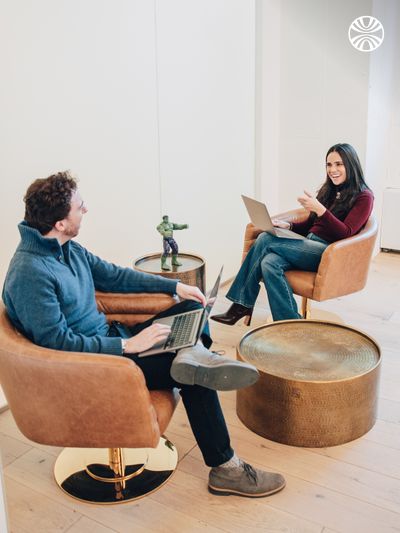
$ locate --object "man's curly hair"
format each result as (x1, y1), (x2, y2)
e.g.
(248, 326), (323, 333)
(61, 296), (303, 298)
(24, 171), (78, 235)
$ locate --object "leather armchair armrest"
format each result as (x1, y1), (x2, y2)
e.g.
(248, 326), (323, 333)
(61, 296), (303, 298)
(96, 291), (178, 326)
(96, 291), (177, 316)
(242, 223), (263, 260)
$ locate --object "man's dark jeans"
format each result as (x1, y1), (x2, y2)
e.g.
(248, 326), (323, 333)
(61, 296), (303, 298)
(108, 299), (234, 467)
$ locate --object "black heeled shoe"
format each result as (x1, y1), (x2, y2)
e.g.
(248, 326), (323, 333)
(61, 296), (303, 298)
(211, 303), (253, 326)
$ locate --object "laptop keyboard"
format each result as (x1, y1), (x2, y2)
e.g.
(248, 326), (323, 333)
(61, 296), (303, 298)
(164, 312), (198, 349)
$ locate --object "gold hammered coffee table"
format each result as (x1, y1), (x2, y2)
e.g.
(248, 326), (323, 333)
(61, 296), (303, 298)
(236, 320), (380, 447)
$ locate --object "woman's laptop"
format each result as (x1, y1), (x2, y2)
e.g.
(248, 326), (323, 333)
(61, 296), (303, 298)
(138, 267), (223, 357)
(241, 195), (305, 240)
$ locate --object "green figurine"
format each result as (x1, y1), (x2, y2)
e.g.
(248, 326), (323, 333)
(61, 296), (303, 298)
(157, 215), (188, 271)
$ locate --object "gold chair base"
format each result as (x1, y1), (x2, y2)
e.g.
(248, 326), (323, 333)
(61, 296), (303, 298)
(54, 437), (178, 504)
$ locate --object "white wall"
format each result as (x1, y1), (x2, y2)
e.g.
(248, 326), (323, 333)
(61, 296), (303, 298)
(257, 0), (375, 212)
(155, 0), (255, 284)
(0, 0), (161, 279)
(0, 0), (255, 289)
(0, 0), (255, 409)
(256, 0), (400, 253)
(366, 0), (400, 224)
(255, 0), (281, 214)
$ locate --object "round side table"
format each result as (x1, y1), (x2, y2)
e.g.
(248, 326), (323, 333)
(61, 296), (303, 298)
(236, 320), (380, 447)
(133, 253), (205, 294)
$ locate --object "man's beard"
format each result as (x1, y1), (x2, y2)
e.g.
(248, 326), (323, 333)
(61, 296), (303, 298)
(64, 224), (79, 238)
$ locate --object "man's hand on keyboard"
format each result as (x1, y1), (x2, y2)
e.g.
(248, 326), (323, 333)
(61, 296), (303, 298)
(124, 323), (171, 353)
(176, 282), (206, 306)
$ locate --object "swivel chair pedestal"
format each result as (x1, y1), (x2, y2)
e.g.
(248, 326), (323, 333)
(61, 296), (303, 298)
(55, 440), (178, 504)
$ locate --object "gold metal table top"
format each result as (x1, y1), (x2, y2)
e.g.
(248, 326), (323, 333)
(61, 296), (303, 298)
(134, 253), (204, 275)
(239, 320), (380, 382)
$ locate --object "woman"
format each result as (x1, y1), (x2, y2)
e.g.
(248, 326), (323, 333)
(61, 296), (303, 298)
(211, 143), (374, 324)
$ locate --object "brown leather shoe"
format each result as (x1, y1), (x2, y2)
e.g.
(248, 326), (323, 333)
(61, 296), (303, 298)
(211, 303), (253, 326)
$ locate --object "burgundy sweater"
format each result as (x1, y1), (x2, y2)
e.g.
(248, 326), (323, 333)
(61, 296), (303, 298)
(292, 190), (374, 243)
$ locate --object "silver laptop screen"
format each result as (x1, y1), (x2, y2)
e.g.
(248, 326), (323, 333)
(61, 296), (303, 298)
(198, 266), (223, 334)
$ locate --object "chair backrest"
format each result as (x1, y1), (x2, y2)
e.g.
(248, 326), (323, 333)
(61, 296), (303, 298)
(312, 214), (378, 301)
(0, 302), (167, 449)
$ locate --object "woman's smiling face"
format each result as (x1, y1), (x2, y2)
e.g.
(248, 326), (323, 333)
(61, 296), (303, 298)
(326, 151), (347, 186)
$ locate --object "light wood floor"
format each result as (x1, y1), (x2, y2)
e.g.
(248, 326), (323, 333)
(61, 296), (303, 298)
(1, 252), (399, 533)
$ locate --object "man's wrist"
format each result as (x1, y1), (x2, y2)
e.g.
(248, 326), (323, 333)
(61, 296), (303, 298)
(121, 338), (128, 354)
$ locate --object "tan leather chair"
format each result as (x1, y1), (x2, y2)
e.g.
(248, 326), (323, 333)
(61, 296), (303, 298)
(242, 209), (378, 318)
(0, 292), (179, 504)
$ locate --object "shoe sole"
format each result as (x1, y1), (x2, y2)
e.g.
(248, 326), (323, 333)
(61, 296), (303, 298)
(208, 480), (286, 498)
(170, 361), (259, 391)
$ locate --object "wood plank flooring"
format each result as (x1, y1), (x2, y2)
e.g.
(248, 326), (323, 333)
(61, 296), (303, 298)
(1, 251), (399, 533)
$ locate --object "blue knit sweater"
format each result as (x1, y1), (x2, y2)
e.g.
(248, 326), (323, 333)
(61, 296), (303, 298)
(2, 222), (178, 355)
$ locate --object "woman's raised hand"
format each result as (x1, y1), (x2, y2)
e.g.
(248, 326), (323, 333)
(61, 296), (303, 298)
(297, 190), (326, 217)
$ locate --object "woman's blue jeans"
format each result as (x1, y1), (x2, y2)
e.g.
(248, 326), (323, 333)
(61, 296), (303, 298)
(226, 232), (329, 321)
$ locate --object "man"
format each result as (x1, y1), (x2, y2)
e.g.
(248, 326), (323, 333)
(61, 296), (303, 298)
(2, 171), (286, 498)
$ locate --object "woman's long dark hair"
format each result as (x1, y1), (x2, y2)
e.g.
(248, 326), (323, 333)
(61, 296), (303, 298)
(315, 143), (371, 220)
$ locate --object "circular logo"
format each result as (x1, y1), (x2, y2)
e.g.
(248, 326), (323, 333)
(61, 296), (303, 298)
(348, 16), (384, 52)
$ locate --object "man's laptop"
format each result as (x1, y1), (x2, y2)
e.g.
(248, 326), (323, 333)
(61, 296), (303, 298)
(241, 195), (305, 240)
(138, 267), (223, 357)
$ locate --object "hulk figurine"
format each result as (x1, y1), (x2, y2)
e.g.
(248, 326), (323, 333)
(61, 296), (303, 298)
(157, 215), (189, 271)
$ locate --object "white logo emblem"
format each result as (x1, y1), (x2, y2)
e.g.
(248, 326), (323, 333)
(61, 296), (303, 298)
(348, 16), (384, 52)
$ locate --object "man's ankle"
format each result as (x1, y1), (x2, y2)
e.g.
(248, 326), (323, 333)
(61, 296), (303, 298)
(216, 453), (241, 469)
